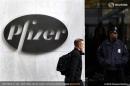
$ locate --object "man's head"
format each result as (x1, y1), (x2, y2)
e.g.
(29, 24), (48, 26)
(74, 38), (85, 53)
(108, 26), (118, 41)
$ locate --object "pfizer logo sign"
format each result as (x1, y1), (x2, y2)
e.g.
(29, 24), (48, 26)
(4, 15), (68, 54)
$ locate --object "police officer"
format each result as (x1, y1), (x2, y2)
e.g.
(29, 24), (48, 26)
(97, 26), (129, 83)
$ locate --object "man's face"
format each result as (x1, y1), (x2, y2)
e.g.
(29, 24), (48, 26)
(78, 41), (85, 53)
(110, 31), (118, 40)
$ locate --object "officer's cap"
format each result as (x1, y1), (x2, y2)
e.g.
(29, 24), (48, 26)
(108, 26), (118, 33)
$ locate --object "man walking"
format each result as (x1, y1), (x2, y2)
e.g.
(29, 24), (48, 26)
(65, 38), (85, 86)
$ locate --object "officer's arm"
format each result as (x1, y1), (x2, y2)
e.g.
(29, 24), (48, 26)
(122, 45), (129, 64)
(97, 45), (105, 65)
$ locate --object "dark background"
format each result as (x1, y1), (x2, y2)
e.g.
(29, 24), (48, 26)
(85, 3), (130, 85)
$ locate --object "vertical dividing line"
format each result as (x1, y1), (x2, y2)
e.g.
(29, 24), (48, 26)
(17, 21), (30, 53)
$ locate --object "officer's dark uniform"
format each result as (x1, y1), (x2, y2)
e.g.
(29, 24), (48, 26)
(97, 28), (129, 83)
(65, 48), (84, 86)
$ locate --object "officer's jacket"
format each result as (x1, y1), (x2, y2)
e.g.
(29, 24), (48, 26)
(97, 39), (129, 69)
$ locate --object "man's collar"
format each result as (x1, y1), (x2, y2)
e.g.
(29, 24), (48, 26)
(74, 48), (85, 55)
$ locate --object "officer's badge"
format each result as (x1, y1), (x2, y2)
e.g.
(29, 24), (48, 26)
(117, 49), (121, 53)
